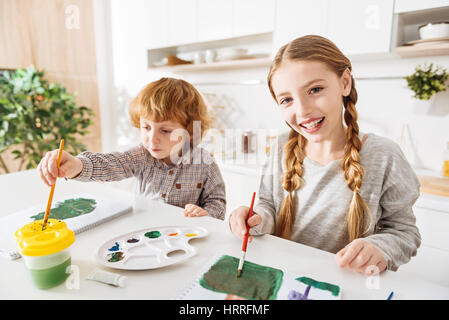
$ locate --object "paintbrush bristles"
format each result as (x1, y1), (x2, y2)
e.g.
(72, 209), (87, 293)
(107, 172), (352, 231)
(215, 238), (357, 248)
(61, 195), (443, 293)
(237, 269), (241, 277)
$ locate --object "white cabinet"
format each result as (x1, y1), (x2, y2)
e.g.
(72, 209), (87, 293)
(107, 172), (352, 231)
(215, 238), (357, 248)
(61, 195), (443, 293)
(197, 0), (233, 42)
(196, 0), (275, 42)
(147, 0), (275, 48)
(233, 0), (275, 37)
(167, 0), (198, 46)
(327, 0), (395, 55)
(274, 0), (395, 57)
(394, 0), (449, 13)
(146, 0), (169, 49)
(273, 0), (329, 53)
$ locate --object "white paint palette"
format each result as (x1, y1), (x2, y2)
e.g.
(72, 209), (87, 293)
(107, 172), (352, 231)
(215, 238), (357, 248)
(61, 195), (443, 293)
(95, 226), (208, 270)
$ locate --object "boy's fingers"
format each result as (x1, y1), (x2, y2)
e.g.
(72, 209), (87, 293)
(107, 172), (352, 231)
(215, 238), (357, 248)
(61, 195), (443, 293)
(37, 162), (50, 187)
(42, 155), (54, 185)
(48, 151), (59, 177)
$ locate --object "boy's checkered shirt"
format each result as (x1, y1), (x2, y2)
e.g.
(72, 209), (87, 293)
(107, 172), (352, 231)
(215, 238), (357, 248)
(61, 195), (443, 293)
(73, 144), (226, 220)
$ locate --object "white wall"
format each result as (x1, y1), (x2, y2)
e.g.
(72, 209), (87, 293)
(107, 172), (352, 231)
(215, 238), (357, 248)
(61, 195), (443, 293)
(103, 0), (449, 175)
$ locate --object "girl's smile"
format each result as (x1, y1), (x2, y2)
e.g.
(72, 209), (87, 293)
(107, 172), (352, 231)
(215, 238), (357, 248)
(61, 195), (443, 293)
(299, 116), (325, 133)
(272, 60), (350, 142)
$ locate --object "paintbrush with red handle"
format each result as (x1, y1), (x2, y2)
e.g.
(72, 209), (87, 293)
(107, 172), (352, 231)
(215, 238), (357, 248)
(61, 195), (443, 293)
(237, 191), (256, 277)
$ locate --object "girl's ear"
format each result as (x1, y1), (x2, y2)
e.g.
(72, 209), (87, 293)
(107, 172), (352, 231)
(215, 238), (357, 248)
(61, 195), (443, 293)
(341, 68), (352, 97)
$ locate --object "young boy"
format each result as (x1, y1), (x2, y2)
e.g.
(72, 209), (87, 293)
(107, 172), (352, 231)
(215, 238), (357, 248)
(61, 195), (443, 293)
(37, 77), (226, 220)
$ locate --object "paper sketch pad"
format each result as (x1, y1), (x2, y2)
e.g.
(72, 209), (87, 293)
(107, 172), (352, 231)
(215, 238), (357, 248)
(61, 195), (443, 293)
(178, 254), (342, 300)
(200, 255), (283, 300)
(0, 194), (132, 260)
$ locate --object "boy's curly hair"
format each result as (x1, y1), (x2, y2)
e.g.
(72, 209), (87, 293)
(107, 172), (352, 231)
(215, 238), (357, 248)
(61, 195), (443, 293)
(129, 77), (212, 142)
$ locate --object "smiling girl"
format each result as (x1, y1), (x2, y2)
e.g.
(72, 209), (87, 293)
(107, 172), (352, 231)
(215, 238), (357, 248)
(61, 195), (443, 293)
(229, 35), (421, 273)
(37, 78), (226, 220)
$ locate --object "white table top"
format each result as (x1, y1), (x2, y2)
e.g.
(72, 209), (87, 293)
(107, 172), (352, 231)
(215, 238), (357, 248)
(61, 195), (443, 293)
(1, 170), (448, 300)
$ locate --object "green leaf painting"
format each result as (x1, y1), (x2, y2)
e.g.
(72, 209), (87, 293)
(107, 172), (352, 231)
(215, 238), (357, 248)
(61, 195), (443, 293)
(200, 255), (284, 300)
(295, 276), (340, 297)
(30, 198), (96, 221)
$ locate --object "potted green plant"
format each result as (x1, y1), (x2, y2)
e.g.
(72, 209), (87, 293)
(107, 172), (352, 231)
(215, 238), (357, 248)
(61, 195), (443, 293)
(404, 63), (449, 114)
(0, 66), (94, 173)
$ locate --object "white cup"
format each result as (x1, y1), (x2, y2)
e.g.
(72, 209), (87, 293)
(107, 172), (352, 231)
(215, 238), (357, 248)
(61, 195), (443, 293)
(205, 50), (217, 63)
(194, 51), (205, 64)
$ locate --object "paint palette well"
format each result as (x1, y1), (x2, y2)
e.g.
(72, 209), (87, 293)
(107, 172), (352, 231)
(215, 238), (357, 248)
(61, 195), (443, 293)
(95, 226), (208, 270)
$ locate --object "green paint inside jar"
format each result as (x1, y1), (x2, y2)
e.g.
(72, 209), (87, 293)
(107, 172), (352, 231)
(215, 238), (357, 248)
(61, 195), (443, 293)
(144, 231), (161, 239)
(28, 257), (71, 289)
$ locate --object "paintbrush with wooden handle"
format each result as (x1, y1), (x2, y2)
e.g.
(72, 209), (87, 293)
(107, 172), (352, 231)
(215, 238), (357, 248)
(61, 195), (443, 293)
(42, 139), (64, 230)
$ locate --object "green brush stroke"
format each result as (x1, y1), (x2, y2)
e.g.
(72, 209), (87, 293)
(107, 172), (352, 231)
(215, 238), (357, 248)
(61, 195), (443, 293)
(295, 276), (340, 296)
(30, 198), (96, 221)
(144, 231), (161, 239)
(199, 255), (283, 300)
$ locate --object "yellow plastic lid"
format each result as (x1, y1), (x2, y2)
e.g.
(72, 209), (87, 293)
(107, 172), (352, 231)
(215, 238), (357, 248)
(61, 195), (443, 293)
(14, 219), (75, 257)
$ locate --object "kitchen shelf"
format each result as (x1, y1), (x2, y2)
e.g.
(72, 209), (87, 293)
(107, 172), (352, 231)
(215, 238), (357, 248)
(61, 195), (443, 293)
(150, 57), (272, 72)
(395, 42), (449, 58)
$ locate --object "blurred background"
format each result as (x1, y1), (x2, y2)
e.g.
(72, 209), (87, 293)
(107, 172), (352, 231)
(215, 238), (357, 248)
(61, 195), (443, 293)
(2, 1), (448, 176)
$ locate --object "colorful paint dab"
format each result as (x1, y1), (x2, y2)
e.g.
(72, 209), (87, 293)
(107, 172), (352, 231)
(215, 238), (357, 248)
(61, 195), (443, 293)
(127, 238), (139, 243)
(288, 286), (311, 300)
(295, 277), (340, 297)
(168, 233), (178, 236)
(185, 233), (198, 237)
(107, 252), (124, 263)
(144, 231), (161, 239)
(108, 242), (120, 251)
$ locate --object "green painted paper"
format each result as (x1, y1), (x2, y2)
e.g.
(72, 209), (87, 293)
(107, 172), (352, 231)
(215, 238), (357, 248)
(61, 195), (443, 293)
(30, 198), (96, 221)
(199, 255), (283, 300)
(295, 276), (340, 296)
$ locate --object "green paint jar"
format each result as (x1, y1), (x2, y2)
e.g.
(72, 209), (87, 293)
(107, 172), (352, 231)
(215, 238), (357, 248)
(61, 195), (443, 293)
(15, 219), (75, 289)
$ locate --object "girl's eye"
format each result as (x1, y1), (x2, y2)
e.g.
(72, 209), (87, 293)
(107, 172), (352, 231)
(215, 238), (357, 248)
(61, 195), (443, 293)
(142, 126), (150, 131)
(279, 97), (292, 105)
(161, 129), (171, 134)
(309, 87), (323, 94)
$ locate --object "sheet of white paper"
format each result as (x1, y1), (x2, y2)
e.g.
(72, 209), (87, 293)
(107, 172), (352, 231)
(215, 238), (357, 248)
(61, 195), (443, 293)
(0, 194), (132, 260)
(177, 254), (341, 300)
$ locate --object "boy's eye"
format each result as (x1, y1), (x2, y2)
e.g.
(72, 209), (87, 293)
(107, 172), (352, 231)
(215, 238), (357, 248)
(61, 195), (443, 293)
(309, 87), (323, 94)
(142, 126), (150, 131)
(161, 129), (171, 134)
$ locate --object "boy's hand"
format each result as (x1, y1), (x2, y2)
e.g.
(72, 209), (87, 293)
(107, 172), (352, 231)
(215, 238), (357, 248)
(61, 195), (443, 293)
(37, 150), (83, 187)
(335, 239), (387, 275)
(228, 206), (261, 243)
(184, 204), (208, 217)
